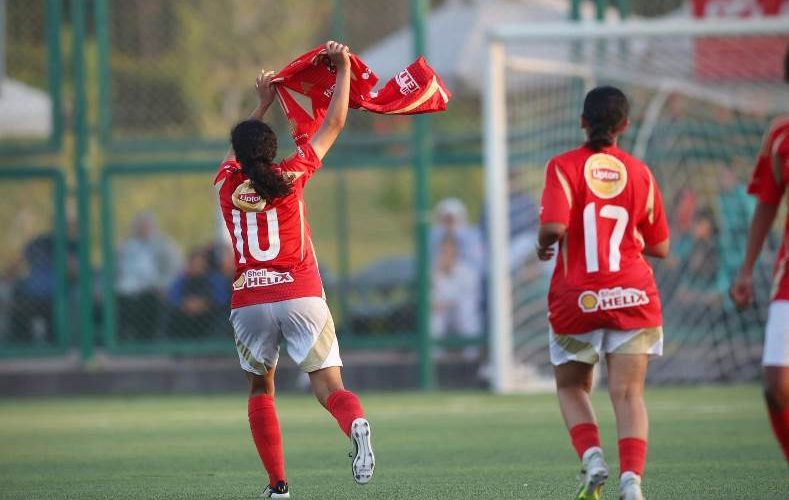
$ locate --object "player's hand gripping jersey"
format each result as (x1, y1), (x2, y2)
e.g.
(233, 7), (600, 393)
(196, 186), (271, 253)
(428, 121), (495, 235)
(540, 145), (670, 334)
(214, 143), (324, 308)
(748, 116), (789, 301)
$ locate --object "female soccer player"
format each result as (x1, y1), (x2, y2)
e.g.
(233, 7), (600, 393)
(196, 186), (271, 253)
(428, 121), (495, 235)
(730, 47), (789, 463)
(214, 41), (374, 498)
(536, 86), (670, 500)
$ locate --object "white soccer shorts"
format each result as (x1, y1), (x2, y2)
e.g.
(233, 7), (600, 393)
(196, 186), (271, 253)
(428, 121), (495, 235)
(763, 300), (789, 367)
(549, 326), (664, 366)
(229, 297), (342, 375)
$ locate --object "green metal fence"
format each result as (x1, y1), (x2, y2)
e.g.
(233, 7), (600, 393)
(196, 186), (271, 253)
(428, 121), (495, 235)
(0, 168), (68, 356)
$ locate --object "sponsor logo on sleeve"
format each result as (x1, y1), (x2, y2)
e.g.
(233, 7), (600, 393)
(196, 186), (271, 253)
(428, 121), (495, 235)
(395, 69), (420, 96)
(584, 153), (628, 199)
(578, 287), (649, 313)
(233, 269), (294, 291)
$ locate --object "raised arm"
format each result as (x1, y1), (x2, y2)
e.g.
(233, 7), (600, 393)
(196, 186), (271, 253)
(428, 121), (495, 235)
(310, 41), (351, 161)
(224, 68), (277, 161)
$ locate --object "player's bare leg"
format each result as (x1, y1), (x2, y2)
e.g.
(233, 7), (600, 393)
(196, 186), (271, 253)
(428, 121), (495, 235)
(555, 361), (608, 499)
(309, 367), (375, 484)
(764, 366), (789, 461)
(607, 353), (648, 500)
(247, 368), (289, 498)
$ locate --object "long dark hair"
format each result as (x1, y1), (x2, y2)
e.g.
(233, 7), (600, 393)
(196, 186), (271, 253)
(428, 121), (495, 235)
(231, 120), (292, 202)
(582, 86), (630, 152)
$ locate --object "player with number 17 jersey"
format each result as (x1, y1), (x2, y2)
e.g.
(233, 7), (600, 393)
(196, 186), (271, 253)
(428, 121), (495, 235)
(540, 144), (670, 334)
(214, 143), (324, 309)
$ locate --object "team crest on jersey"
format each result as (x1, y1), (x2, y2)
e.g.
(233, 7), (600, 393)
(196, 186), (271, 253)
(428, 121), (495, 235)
(232, 180), (267, 212)
(234, 269), (294, 290)
(578, 287), (649, 313)
(584, 153), (628, 199)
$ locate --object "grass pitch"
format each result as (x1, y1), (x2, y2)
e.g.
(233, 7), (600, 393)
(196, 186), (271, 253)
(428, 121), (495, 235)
(0, 385), (786, 499)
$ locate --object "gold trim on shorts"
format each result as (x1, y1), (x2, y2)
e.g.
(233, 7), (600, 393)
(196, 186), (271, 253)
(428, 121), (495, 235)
(235, 337), (268, 374)
(611, 326), (663, 355)
(299, 314), (337, 372)
(553, 334), (600, 364)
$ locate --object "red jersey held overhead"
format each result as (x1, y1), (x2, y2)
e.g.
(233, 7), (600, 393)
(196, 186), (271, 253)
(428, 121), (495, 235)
(214, 143), (324, 309)
(540, 145), (670, 335)
(747, 116), (789, 301)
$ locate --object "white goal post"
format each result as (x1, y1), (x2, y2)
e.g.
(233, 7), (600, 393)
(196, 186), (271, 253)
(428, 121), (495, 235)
(484, 17), (789, 394)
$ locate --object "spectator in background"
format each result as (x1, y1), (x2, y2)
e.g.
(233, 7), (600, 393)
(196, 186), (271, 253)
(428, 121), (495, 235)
(717, 165), (755, 297)
(116, 212), (181, 340)
(430, 235), (482, 359)
(165, 249), (227, 338)
(8, 214), (79, 344)
(429, 198), (484, 271)
(673, 208), (721, 311)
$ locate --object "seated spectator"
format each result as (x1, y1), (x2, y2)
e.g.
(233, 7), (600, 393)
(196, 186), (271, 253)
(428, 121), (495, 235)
(115, 212), (181, 340)
(430, 198), (484, 270)
(430, 235), (482, 359)
(165, 249), (227, 338)
(9, 233), (55, 343)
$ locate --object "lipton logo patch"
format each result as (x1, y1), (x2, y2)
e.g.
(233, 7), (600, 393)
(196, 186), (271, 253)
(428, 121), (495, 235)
(584, 153), (628, 199)
(232, 180), (266, 212)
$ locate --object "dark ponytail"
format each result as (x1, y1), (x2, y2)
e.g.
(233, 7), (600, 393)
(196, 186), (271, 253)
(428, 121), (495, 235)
(582, 86), (630, 152)
(231, 120), (292, 202)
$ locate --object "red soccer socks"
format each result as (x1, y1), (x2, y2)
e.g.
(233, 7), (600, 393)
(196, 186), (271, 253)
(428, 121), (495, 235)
(768, 407), (789, 461)
(570, 422), (602, 459)
(326, 390), (365, 437)
(248, 394), (286, 486)
(618, 437), (648, 477)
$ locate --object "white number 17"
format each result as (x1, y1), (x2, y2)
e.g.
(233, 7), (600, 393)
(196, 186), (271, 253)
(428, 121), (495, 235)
(583, 202), (628, 273)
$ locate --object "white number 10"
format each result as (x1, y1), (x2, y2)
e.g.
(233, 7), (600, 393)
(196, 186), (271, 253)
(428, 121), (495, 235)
(583, 202), (628, 273)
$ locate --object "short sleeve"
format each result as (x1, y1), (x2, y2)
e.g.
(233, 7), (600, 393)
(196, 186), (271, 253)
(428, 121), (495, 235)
(278, 142), (322, 187)
(639, 172), (669, 246)
(747, 152), (784, 205)
(214, 159), (240, 186)
(539, 160), (572, 226)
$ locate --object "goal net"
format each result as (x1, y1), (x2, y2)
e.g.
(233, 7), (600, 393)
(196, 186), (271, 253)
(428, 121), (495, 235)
(483, 18), (789, 393)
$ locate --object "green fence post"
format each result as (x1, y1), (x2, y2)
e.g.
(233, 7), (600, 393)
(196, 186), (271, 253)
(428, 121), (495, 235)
(570, 0), (581, 20)
(617, 0), (631, 18)
(46, 0), (63, 152)
(595, 0), (606, 20)
(95, 0), (111, 147)
(71, 0), (93, 362)
(99, 171), (117, 351)
(331, 0), (352, 337)
(52, 171), (68, 350)
(411, 0), (434, 390)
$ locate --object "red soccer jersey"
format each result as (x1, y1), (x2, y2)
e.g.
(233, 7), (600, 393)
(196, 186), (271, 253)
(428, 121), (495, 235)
(540, 145), (670, 334)
(747, 116), (789, 301)
(214, 143), (324, 309)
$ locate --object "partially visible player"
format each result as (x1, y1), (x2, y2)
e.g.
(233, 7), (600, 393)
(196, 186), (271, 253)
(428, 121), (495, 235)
(536, 87), (670, 500)
(729, 46), (789, 463)
(214, 41), (374, 498)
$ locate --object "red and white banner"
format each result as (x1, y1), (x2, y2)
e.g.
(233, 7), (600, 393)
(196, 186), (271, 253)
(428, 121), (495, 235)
(693, 0), (789, 81)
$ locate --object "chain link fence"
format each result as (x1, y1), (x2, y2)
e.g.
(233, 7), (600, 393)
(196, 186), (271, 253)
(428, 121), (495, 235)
(0, 169), (68, 355)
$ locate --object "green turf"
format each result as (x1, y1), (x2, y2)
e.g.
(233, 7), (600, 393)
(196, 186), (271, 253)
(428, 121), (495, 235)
(0, 385), (786, 499)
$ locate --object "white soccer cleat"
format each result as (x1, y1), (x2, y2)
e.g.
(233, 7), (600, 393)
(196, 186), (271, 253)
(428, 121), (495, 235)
(350, 417), (375, 485)
(261, 481), (289, 498)
(575, 447), (609, 499)
(619, 472), (644, 500)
